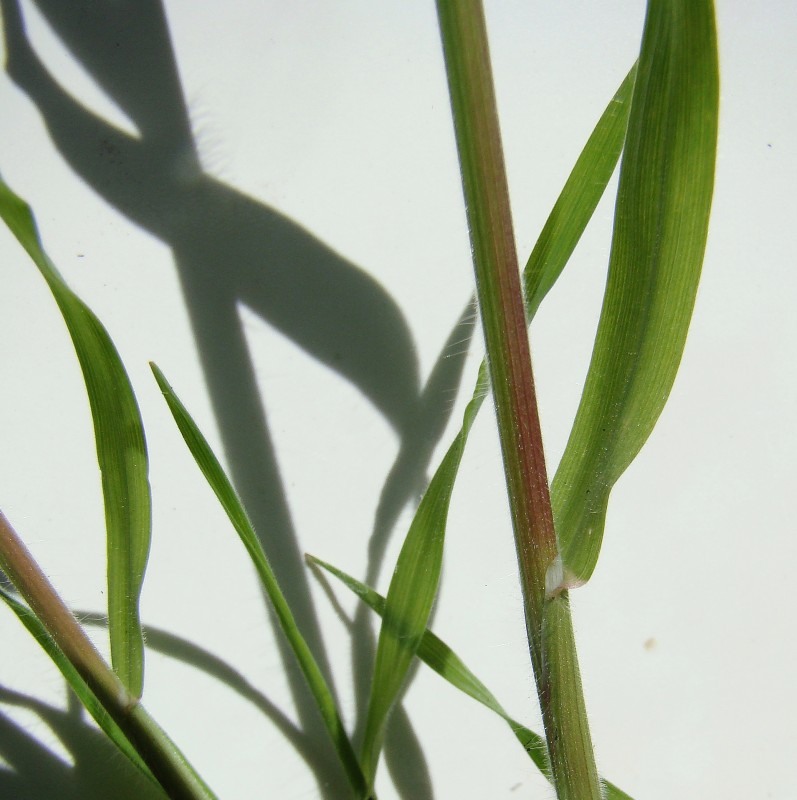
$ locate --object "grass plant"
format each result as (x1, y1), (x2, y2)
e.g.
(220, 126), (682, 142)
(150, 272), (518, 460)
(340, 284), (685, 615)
(1, 2), (718, 798)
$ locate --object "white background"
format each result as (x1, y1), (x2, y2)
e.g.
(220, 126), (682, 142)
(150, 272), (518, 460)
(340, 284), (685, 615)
(1, 2), (795, 799)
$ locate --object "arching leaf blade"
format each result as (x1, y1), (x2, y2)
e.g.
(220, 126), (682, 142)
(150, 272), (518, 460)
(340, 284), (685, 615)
(552, 0), (720, 585)
(0, 176), (151, 697)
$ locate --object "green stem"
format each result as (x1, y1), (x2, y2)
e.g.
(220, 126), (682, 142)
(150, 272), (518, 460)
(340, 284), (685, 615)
(435, 3), (600, 798)
(0, 511), (217, 800)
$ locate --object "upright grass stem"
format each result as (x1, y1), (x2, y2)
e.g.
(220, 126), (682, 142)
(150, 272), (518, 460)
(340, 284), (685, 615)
(0, 511), (217, 800)
(435, 3), (600, 797)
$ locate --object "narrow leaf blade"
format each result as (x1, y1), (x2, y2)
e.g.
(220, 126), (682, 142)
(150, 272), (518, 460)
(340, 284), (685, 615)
(524, 64), (637, 318)
(0, 176), (151, 696)
(359, 382), (482, 787)
(354, 66), (637, 788)
(307, 556), (634, 800)
(149, 363), (367, 799)
(551, 0), (720, 584)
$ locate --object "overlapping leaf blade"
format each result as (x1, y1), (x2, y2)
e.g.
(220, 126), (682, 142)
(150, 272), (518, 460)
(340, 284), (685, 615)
(306, 556), (633, 800)
(355, 65), (636, 788)
(0, 177), (151, 697)
(551, 0), (720, 584)
(149, 363), (368, 799)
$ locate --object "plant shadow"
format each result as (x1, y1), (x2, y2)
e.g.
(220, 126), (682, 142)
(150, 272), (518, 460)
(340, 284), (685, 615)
(0, 616), (437, 798)
(0, 685), (167, 800)
(1, 2), (473, 798)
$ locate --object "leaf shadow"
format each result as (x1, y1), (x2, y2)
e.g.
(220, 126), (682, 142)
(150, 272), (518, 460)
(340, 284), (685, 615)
(1, 2), (473, 797)
(0, 685), (167, 800)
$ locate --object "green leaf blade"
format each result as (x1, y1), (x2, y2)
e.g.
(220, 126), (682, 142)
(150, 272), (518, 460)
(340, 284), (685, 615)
(307, 553), (550, 777)
(0, 177), (151, 697)
(149, 363), (368, 799)
(351, 64), (638, 789)
(358, 428), (466, 787)
(524, 63), (637, 319)
(357, 364), (488, 789)
(552, 0), (720, 584)
(307, 556), (635, 800)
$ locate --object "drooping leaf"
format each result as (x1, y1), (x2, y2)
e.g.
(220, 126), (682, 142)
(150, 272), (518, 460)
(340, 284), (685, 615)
(149, 363), (367, 799)
(306, 556), (633, 800)
(0, 176), (151, 697)
(0, 585), (159, 790)
(551, 0), (720, 585)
